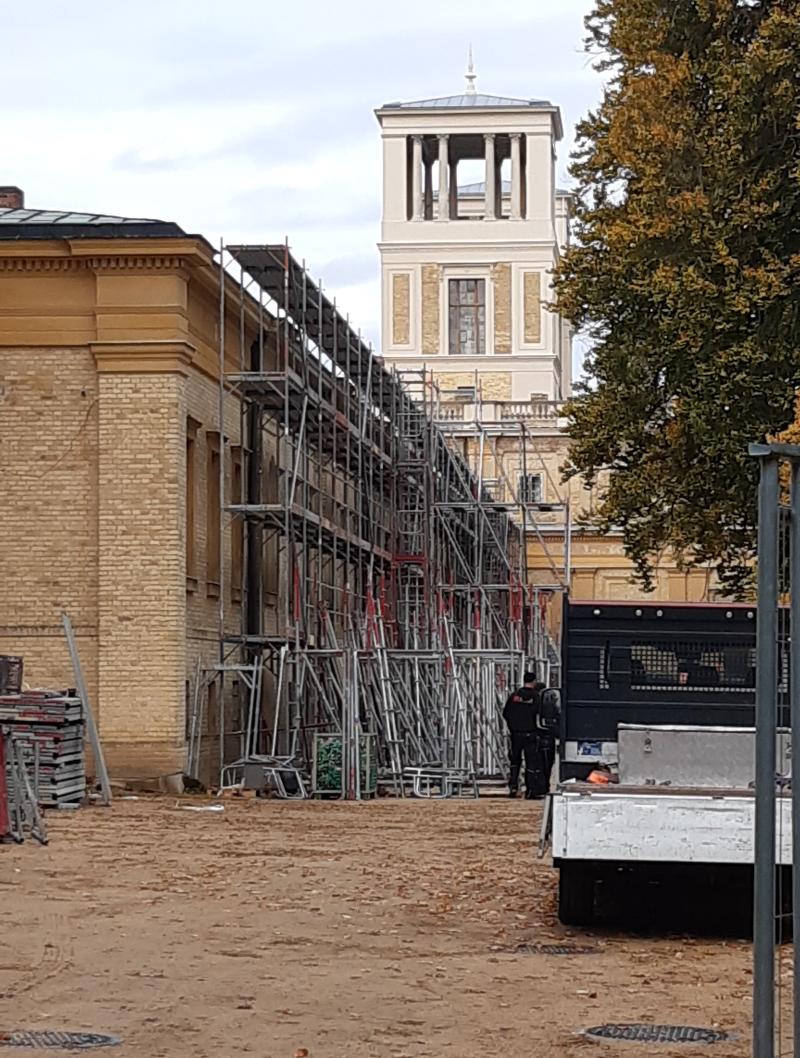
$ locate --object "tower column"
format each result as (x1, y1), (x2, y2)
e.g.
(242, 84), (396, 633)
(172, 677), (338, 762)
(424, 154), (434, 220)
(484, 133), (496, 221)
(412, 135), (423, 221)
(510, 133), (522, 220)
(437, 135), (449, 221)
(449, 154), (459, 220)
(494, 146), (503, 218)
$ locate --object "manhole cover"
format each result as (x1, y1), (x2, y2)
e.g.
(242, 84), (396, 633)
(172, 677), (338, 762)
(0, 1032), (121, 1050)
(516, 943), (597, 955)
(584, 1024), (732, 1045)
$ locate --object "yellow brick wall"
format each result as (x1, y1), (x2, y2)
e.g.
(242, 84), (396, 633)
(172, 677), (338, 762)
(491, 263), (512, 354)
(391, 273), (411, 346)
(0, 346), (99, 707)
(96, 369), (187, 771)
(0, 242), (284, 780)
(421, 264), (441, 355)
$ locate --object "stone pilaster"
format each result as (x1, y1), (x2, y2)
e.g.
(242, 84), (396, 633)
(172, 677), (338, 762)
(421, 265), (441, 354)
(492, 263), (512, 354)
(391, 273), (411, 346)
(523, 271), (542, 344)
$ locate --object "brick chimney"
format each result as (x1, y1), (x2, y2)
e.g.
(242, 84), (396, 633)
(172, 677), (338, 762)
(0, 187), (24, 209)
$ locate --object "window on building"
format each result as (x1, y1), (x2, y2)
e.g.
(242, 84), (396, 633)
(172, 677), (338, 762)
(186, 418), (200, 584)
(231, 446), (243, 599)
(448, 278), (486, 355)
(519, 473), (543, 504)
(206, 432), (221, 593)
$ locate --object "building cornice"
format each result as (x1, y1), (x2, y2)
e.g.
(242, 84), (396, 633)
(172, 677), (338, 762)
(0, 236), (213, 270)
(68, 237), (212, 263)
(381, 353), (561, 365)
(86, 256), (191, 276)
(0, 256), (89, 273)
(375, 106), (563, 140)
(91, 340), (196, 377)
(377, 240), (560, 253)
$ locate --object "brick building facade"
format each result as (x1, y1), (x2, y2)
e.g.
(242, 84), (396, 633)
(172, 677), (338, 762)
(0, 189), (262, 777)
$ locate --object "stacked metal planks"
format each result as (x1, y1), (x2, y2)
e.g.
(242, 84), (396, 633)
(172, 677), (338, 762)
(0, 690), (85, 809)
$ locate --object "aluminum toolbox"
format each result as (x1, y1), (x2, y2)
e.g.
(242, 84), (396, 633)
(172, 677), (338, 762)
(617, 724), (791, 789)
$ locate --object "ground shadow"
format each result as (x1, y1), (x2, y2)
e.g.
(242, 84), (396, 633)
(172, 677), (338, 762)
(589, 864), (793, 939)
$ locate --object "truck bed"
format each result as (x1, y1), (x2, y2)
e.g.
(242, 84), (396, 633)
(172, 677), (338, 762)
(552, 783), (792, 865)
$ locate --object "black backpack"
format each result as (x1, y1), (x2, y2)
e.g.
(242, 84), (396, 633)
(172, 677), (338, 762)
(535, 685), (560, 734)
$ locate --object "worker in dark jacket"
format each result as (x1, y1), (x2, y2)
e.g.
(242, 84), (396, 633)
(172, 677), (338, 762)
(503, 671), (546, 800)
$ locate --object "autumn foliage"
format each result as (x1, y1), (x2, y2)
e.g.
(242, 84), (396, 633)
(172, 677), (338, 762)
(555, 0), (800, 595)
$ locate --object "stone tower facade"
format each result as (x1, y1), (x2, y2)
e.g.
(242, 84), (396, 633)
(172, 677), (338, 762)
(375, 62), (572, 405)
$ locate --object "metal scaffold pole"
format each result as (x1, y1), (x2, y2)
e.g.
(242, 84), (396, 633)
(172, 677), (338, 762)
(217, 240), (227, 781)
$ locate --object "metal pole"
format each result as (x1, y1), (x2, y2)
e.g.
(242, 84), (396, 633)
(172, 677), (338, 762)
(61, 612), (112, 807)
(754, 452), (779, 1058)
(353, 649), (361, 801)
(791, 461), (800, 1058)
(187, 655), (202, 778)
(218, 240), (227, 784)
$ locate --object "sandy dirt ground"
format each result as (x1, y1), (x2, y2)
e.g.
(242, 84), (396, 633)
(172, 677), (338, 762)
(0, 797), (763, 1058)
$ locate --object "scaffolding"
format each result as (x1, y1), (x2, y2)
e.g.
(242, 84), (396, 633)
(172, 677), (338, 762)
(432, 372), (571, 682)
(209, 243), (559, 798)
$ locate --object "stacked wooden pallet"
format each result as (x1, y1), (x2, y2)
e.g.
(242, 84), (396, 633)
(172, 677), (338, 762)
(0, 690), (85, 809)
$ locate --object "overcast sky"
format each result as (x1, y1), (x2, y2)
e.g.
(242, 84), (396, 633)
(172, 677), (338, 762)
(3, 0), (603, 354)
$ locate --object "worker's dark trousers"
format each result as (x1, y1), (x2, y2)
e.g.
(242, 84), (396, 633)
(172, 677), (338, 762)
(509, 734), (556, 797)
(539, 738), (556, 794)
(509, 732), (542, 796)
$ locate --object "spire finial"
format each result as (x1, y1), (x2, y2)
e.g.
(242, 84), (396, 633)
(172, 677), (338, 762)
(465, 45), (477, 96)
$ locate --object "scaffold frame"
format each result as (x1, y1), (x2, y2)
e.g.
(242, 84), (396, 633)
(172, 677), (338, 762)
(208, 242), (563, 798)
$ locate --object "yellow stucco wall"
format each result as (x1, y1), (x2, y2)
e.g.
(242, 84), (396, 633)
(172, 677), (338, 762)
(434, 371), (513, 402)
(528, 533), (716, 603)
(499, 431), (718, 603)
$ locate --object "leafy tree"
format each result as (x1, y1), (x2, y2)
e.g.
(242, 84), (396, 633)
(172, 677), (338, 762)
(555, 0), (800, 595)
